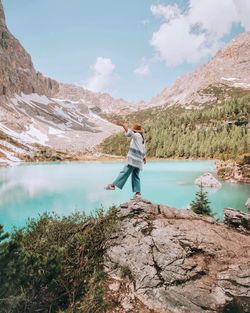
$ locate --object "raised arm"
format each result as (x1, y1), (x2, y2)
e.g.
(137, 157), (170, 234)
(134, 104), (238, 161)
(116, 121), (128, 133)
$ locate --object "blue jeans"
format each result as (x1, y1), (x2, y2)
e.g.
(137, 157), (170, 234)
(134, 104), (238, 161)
(113, 165), (141, 193)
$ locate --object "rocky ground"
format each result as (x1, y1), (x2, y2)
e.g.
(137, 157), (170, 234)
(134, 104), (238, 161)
(216, 157), (250, 184)
(105, 197), (250, 313)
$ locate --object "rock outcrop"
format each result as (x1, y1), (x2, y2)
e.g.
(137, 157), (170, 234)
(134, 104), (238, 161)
(245, 198), (250, 211)
(105, 198), (250, 313)
(0, 1), (59, 99)
(224, 208), (250, 233)
(194, 172), (222, 188)
(216, 157), (250, 184)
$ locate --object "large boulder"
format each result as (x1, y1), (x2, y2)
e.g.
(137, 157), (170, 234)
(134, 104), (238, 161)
(245, 198), (250, 211)
(194, 172), (222, 188)
(105, 198), (250, 313)
(224, 208), (250, 232)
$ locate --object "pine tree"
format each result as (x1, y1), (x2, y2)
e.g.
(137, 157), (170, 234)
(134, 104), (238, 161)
(190, 185), (213, 216)
(101, 95), (250, 159)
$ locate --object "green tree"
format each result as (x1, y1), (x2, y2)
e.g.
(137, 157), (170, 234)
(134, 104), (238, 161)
(101, 95), (250, 160)
(190, 185), (213, 216)
(0, 208), (118, 313)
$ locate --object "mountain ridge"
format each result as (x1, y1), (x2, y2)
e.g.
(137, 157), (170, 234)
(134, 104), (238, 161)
(148, 31), (250, 107)
(0, 0), (136, 165)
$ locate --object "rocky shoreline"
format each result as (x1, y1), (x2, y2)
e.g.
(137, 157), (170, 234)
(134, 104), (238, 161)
(216, 157), (250, 184)
(0, 147), (124, 167)
(105, 197), (250, 313)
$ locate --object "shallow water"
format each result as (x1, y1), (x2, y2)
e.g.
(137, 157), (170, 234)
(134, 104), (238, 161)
(0, 160), (249, 231)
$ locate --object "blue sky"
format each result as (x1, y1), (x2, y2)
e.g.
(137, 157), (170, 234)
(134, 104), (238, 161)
(2, 0), (248, 101)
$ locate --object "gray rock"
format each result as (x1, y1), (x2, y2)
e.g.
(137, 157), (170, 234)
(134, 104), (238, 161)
(195, 172), (222, 188)
(245, 198), (250, 211)
(224, 207), (250, 232)
(105, 197), (250, 313)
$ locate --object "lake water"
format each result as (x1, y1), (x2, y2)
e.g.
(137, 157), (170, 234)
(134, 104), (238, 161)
(0, 160), (249, 231)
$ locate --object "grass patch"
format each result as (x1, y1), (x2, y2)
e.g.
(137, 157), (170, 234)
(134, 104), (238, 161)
(120, 266), (133, 280)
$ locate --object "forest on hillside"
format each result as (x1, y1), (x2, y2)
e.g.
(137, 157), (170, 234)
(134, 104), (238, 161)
(101, 95), (250, 160)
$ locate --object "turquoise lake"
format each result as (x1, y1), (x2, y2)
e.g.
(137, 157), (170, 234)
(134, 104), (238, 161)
(0, 160), (249, 231)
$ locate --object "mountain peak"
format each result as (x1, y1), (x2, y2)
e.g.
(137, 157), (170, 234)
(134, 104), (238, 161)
(150, 31), (250, 107)
(0, 0), (5, 25)
(216, 31), (250, 56)
(0, 0), (59, 98)
(0, 1), (134, 165)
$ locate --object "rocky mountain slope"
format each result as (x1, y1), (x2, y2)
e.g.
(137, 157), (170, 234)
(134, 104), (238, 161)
(0, 0), (138, 166)
(0, 1), (141, 165)
(55, 83), (138, 115)
(105, 197), (250, 313)
(0, 1), (59, 98)
(149, 31), (250, 107)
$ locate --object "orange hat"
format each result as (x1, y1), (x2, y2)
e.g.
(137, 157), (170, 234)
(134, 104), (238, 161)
(132, 123), (144, 134)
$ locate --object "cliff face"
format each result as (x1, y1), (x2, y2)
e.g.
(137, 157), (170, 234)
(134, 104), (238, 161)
(0, 0), (136, 114)
(105, 198), (250, 313)
(149, 32), (250, 107)
(0, 1), (59, 98)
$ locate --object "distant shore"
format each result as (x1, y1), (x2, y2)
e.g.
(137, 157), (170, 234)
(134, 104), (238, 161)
(1, 154), (249, 187)
(0, 154), (218, 168)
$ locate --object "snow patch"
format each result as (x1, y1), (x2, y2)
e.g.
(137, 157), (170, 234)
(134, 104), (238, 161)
(0, 148), (21, 162)
(23, 124), (48, 145)
(51, 97), (79, 104)
(15, 93), (52, 106)
(233, 82), (250, 89)
(221, 77), (238, 82)
(0, 140), (26, 154)
(0, 123), (38, 148)
(0, 158), (12, 165)
(48, 127), (66, 137)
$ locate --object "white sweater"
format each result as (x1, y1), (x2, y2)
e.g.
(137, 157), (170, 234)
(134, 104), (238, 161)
(126, 129), (146, 170)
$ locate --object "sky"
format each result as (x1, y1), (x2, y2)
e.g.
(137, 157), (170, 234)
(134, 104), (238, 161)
(2, 0), (250, 102)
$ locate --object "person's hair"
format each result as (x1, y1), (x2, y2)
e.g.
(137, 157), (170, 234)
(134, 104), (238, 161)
(140, 130), (145, 144)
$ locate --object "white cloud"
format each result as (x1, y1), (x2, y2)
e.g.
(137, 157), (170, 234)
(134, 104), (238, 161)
(150, 4), (180, 21)
(134, 64), (150, 76)
(150, 0), (250, 66)
(234, 0), (250, 30)
(134, 56), (159, 76)
(85, 57), (115, 92)
(188, 0), (239, 39)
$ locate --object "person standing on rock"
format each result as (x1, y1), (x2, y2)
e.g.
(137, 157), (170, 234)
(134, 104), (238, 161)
(105, 121), (146, 197)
